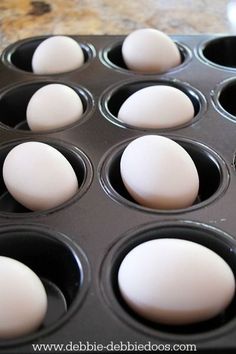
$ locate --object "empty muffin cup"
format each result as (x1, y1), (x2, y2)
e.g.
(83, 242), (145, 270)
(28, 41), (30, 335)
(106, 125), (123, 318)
(100, 79), (205, 130)
(0, 81), (93, 132)
(200, 36), (236, 70)
(99, 137), (228, 213)
(1, 36), (95, 73)
(100, 221), (236, 336)
(0, 224), (89, 346)
(0, 139), (92, 215)
(101, 40), (190, 74)
(212, 77), (236, 122)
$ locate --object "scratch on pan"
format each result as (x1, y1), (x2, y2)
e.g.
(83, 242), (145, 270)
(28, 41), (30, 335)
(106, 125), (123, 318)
(209, 219), (226, 224)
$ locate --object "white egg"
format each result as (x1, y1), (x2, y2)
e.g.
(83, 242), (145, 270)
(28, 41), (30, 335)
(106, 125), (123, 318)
(0, 256), (47, 338)
(32, 36), (84, 74)
(26, 84), (84, 132)
(120, 135), (199, 209)
(3, 142), (79, 211)
(122, 28), (181, 73)
(118, 86), (195, 129)
(118, 238), (235, 325)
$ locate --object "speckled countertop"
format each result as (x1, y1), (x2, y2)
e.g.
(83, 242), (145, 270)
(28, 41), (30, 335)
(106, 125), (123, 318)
(0, 0), (235, 51)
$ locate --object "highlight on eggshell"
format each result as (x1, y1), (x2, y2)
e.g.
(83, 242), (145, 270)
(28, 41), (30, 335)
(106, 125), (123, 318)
(2, 142), (79, 211)
(0, 256), (47, 339)
(121, 28), (181, 73)
(117, 85), (195, 129)
(32, 36), (84, 74)
(26, 84), (84, 132)
(118, 238), (235, 325)
(120, 135), (199, 210)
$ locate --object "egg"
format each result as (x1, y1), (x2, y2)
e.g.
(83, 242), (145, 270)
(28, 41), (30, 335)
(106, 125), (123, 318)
(117, 86), (195, 129)
(122, 28), (181, 73)
(32, 36), (84, 74)
(118, 238), (235, 325)
(3, 142), (79, 211)
(120, 135), (199, 209)
(0, 256), (47, 338)
(26, 84), (84, 132)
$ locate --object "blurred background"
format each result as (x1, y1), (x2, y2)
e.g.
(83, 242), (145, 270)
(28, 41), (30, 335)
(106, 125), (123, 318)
(0, 0), (235, 51)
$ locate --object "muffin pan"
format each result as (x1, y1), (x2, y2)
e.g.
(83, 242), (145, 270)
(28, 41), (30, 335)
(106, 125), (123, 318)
(0, 34), (236, 352)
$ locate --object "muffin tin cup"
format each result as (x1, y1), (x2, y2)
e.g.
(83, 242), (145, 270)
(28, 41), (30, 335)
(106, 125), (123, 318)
(198, 36), (236, 71)
(99, 78), (206, 131)
(0, 80), (94, 134)
(211, 77), (236, 123)
(1, 35), (96, 74)
(0, 224), (89, 348)
(0, 80), (94, 133)
(100, 221), (236, 340)
(100, 40), (192, 75)
(99, 136), (229, 214)
(0, 138), (93, 217)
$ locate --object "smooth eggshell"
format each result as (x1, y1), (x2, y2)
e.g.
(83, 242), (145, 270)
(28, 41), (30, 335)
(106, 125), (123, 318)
(120, 135), (199, 209)
(32, 36), (84, 74)
(0, 256), (47, 338)
(26, 84), (84, 132)
(122, 28), (181, 73)
(118, 86), (195, 129)
(118, 238), (235, 325)
(3, 142), (79, 211)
